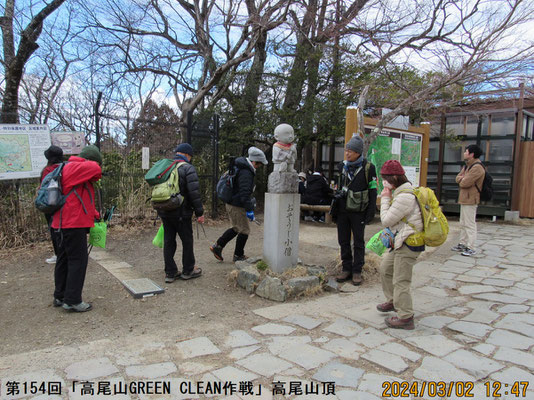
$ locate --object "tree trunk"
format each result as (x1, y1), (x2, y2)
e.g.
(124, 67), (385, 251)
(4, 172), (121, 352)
(0, 0), (67, 123)
(233, 29), (268, 143)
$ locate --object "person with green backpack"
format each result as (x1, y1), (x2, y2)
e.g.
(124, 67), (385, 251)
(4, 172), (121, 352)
(376, 160), (424, 330)
(156, 143), (204, 283)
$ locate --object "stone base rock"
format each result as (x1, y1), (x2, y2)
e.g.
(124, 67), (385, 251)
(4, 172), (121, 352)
(237, 265), (261, 293)
(232, 257), (334, 302)
(288, 276), (320, 296)
(268, 171), (298, 193)
(255, 276), (287, 302)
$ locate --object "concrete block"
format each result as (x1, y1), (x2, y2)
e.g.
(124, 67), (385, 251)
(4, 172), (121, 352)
(504, 210), (520, 222)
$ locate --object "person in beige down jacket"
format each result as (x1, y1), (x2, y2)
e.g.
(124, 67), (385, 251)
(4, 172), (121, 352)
(377, 160), (424, 330)
(452, 144), (485, 257)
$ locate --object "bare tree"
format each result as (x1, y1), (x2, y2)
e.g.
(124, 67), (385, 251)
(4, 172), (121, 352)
(0, 0), (68, 123)
(78, 0), (290, 131)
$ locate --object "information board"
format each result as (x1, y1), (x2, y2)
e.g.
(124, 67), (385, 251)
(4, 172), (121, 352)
(0, 124), (51, 180)
(51, 131), (85, 154)
(366, 127), (423, 193)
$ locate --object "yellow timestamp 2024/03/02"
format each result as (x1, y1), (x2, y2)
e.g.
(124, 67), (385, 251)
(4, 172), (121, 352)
(381, 380), (530, 398)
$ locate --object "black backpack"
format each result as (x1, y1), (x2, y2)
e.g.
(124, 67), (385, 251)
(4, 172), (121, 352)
(217, 159), (238, 204)
(470, 162), (493, 202)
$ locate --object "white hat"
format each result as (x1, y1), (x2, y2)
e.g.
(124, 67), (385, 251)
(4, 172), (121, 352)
(298, 172), (306, 179)
(248, 146), (268, 165)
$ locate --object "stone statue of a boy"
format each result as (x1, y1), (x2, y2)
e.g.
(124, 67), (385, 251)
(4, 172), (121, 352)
(272, 123), (297, 173)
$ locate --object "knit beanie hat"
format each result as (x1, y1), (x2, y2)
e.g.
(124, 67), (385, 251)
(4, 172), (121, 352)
(346, 135), (364, 154)
(174, 143), (194, 157)
(380, 160), (405, 175)
(247, 146), (268, 165)
(79, 145), (103, 165)
(44, 145), (63, 163)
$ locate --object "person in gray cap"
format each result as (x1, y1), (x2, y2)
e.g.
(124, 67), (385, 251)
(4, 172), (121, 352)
(333, 135), (377, 285)
(210, 146), (267, 262)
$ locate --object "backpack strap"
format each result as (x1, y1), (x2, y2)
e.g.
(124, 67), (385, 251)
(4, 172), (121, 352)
(468, 161), (486, 194)
(394, 188), (421, 233)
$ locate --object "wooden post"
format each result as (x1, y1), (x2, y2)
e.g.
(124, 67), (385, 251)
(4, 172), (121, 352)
(420, 122), (430, 187)
(511, 83), (525, 211)
(345, 106), (359, 155)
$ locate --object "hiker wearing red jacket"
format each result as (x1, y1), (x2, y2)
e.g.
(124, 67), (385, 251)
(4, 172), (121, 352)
(51, 145), (102, 313)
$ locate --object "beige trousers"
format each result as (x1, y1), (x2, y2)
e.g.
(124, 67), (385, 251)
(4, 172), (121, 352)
(380, 245), (421, 319)
(459, 204), (477, 249)
(226, 204), (250, 235)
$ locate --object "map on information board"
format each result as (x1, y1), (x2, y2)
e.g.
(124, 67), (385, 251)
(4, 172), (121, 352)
(0, 125), (51, 180)
(366, 128), (422, 193)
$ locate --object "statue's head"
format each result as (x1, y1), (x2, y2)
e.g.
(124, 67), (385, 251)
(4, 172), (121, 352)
(274, 123), (295, 144)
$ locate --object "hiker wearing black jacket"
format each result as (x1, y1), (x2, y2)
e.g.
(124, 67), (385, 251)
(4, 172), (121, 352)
(334, 136), (377, 286)
(210, 147), (268, 262)
(158, 143), (204, 283)
(302, 166), (333, 222)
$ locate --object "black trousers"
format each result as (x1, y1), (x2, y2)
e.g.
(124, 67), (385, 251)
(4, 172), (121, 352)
(336, 211), (366, 274)
(45, 213), (59, 256)
(52, 228), (89, 305)
(161, 216), (195, 276)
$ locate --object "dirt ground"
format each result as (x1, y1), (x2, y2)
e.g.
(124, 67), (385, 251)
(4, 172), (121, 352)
(0, 215), (360, 357)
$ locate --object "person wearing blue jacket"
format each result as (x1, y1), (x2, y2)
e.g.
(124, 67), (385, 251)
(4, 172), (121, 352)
(210, 147), (267, 262)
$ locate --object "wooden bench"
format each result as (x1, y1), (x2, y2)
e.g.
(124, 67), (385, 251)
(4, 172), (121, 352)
(300, 204), (333, 224)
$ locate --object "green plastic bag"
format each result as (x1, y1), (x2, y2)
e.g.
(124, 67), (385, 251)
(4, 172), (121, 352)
(366, 230), (387, 256)
(152, 224), (164, 248)
(89, 221), (107, 248)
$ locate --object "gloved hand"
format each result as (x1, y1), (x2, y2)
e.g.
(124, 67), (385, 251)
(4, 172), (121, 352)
(246, 211), (255, 221)
(380, 227), (395, 248)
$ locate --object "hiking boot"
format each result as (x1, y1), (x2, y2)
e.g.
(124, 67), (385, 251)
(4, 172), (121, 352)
(376, 301), (395, 312)
(451, 244), (466, 252)
(385, 315), (415, 330)
(181, 267), (202, 280)
(165, 272), (180, 283)
(46, 255), (57, 264)
(336, 270), (351, 282)
(461, 248), (476, 257)
(233, 254), (248, 262)
(352, 273), (363, 286)
(63, 302), (93, 312)
(210, 244), (223, 261)
(53, 298), (64, 307)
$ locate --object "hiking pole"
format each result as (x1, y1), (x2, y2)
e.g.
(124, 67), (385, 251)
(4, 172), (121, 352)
(196, 221), (208, 240)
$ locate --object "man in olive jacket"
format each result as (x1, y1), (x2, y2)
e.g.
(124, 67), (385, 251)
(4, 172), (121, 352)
(158, 143), (204, 282)
(335, 135), (377, 285)
(452, 144), (485, 257)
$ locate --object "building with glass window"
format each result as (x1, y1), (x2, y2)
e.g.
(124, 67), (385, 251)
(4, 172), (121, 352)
(427, 86), (534, 217)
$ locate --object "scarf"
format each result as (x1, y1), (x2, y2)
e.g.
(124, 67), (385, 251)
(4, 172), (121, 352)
(344, 154), (364, 179)
(173, 154), (189, 163)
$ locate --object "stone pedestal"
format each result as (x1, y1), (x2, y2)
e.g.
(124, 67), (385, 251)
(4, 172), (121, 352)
(263, 193), (300, 273)
(268, 171), (298, 193)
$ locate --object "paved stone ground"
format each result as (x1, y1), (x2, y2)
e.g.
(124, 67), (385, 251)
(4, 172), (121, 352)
(1, 223), (534, 399)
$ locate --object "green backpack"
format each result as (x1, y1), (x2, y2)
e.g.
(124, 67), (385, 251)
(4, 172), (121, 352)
(398, 187), (449, 247)
(146, 161), (186, 211)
